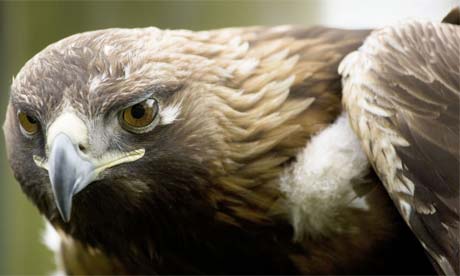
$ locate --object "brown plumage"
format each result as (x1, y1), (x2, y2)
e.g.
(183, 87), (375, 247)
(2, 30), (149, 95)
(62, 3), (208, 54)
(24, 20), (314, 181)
(3, 23), (440, 274)
(341, 17), (460, 275)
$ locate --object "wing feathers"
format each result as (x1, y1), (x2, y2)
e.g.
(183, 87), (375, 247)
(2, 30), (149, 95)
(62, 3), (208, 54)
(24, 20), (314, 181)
(341, 20), (460, 275)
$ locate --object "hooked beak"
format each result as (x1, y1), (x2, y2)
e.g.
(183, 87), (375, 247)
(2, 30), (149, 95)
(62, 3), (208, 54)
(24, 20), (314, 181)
(33, 133), (145, 222)
(47, 133), (95, 222)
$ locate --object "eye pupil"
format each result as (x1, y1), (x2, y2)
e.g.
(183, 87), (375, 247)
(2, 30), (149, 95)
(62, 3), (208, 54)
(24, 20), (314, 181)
(130, 104), (145, 119)
(26, 115), (37, 124)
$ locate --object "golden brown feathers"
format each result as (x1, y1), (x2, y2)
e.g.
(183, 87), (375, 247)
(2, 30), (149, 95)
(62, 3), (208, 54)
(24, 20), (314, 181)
(6, 24), (436, 274)
(341, 19), (460, 274)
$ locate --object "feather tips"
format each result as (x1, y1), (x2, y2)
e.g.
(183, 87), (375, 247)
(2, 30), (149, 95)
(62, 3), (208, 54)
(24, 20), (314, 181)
(341, 20), (460, 275)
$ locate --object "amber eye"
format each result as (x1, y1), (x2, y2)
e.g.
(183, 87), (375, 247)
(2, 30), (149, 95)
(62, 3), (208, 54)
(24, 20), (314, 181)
(120, 98), (159, 133)
(18, 111), (40, 135)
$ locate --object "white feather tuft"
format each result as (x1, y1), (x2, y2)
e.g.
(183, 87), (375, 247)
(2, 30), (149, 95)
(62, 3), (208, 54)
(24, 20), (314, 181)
(279, 113), (370, 240)
(43, 221), (61, 252)
(160, 103), (182, 125)
(42, 220), (65, 276)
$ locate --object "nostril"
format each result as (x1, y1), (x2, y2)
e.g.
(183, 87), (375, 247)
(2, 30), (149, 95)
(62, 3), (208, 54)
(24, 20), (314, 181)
(78, 144), (87, 152)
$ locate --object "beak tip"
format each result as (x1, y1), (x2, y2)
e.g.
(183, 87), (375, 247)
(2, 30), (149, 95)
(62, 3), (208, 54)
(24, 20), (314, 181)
(62, 212), (72, 223)
(56, 200), (72, 223)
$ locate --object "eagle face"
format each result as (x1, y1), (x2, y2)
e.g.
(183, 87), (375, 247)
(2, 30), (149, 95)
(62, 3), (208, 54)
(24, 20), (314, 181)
(4, 28), (224, 246)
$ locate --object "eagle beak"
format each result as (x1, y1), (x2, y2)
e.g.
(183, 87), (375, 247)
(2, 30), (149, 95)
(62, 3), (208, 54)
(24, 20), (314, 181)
(31, 112), (145, 222)
(33, 133), (145, 223)
(48, 133), (96, 222)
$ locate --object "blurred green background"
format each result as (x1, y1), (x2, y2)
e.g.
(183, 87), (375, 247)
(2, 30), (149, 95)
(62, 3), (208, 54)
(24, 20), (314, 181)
(0, 0), (455, 274)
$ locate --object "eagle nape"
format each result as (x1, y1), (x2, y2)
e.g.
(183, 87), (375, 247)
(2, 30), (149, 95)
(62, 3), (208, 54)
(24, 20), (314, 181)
(3, 9), (458, 275)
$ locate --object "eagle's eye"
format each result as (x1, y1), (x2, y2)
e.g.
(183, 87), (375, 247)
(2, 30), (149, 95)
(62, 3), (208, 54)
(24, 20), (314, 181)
(18, 111), (39, 135)
(120, 98), (159, 133)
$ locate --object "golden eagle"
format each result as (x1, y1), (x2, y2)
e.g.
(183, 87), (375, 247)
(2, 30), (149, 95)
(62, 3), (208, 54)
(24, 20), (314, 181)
(3, 9), (458, 275)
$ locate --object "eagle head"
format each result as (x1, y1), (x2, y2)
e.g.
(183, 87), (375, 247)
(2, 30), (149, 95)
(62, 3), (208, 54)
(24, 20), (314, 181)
(3, 28), (234, 249)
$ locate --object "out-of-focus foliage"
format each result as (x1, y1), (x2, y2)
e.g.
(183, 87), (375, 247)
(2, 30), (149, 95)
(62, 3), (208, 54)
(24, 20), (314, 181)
(0, 1), (318, 274)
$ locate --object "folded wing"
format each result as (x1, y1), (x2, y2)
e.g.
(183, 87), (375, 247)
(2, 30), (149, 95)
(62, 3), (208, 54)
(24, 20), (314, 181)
(340, 19), (460, 275)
